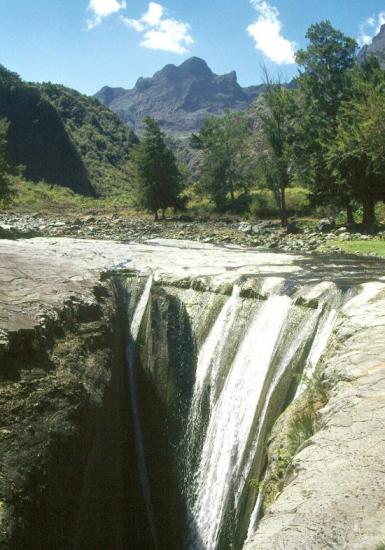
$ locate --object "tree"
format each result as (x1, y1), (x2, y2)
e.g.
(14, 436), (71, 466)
(294, 21), (357, 221)
(254, 73), (295, 226)
(0, 118), (12, 207)
(131, 117), (182, 220)
(191, 111), (255, 211)
(326, 60), (385, 228)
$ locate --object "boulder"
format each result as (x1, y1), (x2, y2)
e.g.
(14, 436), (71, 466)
(317, 218), (336, 232)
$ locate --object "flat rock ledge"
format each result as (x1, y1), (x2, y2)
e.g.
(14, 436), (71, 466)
(0, 237), (305, 339)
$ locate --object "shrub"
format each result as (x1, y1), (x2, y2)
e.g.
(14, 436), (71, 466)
(249, 187), (310, 219)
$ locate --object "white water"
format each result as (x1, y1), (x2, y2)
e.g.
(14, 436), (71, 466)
(242, 304), (326, 540)
(185, 281), (344, 549)
(190, 295), (292, 549)
(127, 275), (159, 550)
(295, 294), (341, 398)
(186, 285), (241, 459)
(246, 477), (265, 540)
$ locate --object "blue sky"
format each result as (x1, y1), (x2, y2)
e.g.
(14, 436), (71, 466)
(1, 0), (385, 95)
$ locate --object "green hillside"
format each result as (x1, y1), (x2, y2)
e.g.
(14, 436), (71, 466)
(0, 65), (94, 195)
(0, 65), (139, 197)
(39, 83), (138, 196)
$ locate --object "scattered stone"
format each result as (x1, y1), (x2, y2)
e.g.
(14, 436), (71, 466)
(335, 226), (348, 235)
(238, 222), (253, 235)
(317, 218), (336, 232)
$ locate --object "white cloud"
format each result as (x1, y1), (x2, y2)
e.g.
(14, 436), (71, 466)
(87, 0), (126, 30)
(359, 12), (385, 46)
(122, 2), (193, 54)
(247, 0), (296, 65)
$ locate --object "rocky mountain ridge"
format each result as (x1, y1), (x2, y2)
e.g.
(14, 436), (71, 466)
(358, 24), (385, 64)
(95, 57), (264, 134)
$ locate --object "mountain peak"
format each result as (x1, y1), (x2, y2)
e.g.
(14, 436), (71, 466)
(358, 24), (385, 63)
(179, 57), (213, 78)
(95, 57), (264, 134)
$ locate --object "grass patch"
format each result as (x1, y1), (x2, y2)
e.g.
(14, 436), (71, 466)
(375, 544), (385, 550)
(4, 176), (144, 216)
(320, 239), (385, 257)
(258, 371), (330, 512)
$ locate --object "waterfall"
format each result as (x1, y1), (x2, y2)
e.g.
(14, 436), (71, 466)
(189, 294), (292, 549)
(241, 302), (326, 539)
(127, 275), (159, 550)
(124, 273), (345, 550)
(184, 280), (342, 549)
(185, 285), (241, 473)
(295, 291), (341, 398)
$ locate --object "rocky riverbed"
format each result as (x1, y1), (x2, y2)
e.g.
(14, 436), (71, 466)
(1, 212), (384, 256)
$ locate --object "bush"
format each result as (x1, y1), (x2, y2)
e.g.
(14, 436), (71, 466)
(249, 190), (278, 219)
(249, 187), (310, 219)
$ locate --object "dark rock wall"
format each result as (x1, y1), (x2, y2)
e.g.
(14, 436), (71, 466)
(0, 278), (153, 549)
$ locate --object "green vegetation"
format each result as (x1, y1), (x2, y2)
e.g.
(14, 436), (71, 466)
(375, 543), (385, 550)
(293, 21), (357, 223)
(0, 64), (138, 198)
(130, 118), (182, 220)
(320, 239), (385, 257)
(39, 83), (138, 196)
(254, 72), (295, 226)
(2, 21), (385, 229)
(6, 175), (143, 216)
(0, 118), (12, 207)
(184, 21), (385, 228)
(191, 111), (256, 212)
(258, 371), (330, 512)
(0, 64), (94, 195)
(326, 58), (385, 227)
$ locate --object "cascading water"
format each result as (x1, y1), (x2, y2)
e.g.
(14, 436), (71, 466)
(183, 280), (342, 549)
(185, 285), (242, 475)
(127, 275), (159, 550)
(188, 294), (293, 549)
(126, 271), (346, 550)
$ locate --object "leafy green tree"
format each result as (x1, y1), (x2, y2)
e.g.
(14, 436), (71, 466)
(254, 74), (295, 226)
(294, 21), (357, 221)
(326, 61), (385, 227)
(191, 111), (255, 211)
(0, 118), (12, 207)
(131, 117), (182, 220)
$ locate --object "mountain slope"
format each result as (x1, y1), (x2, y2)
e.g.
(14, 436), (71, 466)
(39, 83), (138, 196)
(0, 65), (95, 196)
(358, 24), (385, 65)
(95, 57), (264, 135)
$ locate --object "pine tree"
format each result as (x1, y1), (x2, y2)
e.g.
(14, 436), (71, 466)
(131, 118), (182, 220)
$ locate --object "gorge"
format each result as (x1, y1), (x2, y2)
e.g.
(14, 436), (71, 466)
(1, 238), (385, 549)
